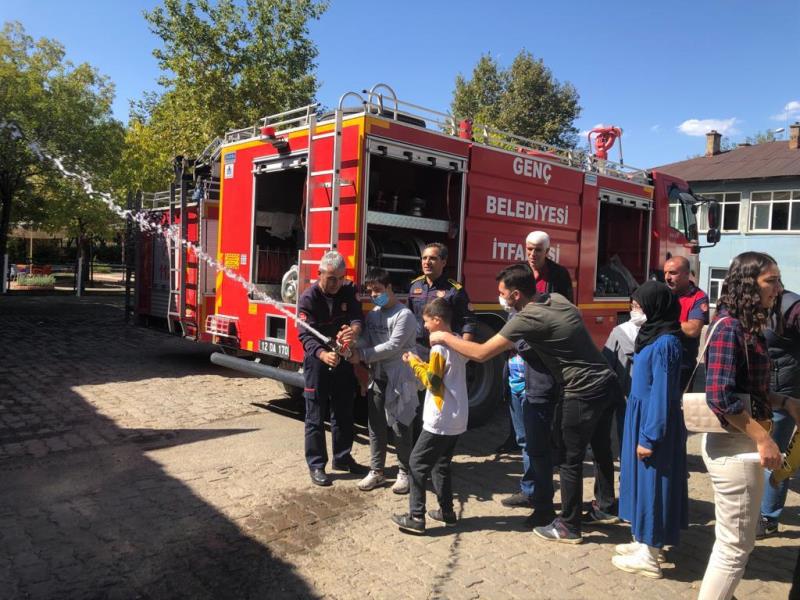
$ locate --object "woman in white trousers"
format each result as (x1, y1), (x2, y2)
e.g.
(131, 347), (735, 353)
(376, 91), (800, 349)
(699, 252), (800, 600)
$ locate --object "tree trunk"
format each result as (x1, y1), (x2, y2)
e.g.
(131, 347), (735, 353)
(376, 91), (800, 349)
(79, 235), (91, 293)
(0, 191), (12, 268)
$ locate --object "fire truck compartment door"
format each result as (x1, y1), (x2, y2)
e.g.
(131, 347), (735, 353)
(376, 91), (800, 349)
(202, 218), (218, 294)
(366, 138), (466, 172)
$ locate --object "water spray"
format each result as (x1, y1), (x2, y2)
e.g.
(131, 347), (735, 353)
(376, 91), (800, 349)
(35, 143), (337, 350)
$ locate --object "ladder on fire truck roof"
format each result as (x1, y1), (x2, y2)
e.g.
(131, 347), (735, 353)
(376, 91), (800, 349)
(166, 176), (198, 338)
(304, 107), (347, 253)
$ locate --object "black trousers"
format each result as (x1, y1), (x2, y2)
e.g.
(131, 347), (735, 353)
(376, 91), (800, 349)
(408, 429), (460, 518)
(555, 383), (617, 533)
(303, 358), (356, 470)
(790, 546), (800, 600)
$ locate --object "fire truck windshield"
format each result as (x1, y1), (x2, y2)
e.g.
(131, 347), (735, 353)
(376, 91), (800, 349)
(668, 187), (699, 243)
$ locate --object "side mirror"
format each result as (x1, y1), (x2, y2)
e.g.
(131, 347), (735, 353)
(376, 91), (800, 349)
(706, 200), (720, 230)
(706, 199), (721, 244)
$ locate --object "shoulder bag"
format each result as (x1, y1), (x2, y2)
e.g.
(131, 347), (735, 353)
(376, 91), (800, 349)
(681, 317), (762, 434)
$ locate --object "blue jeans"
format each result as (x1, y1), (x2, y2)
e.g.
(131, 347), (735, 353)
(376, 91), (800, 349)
(508, 389), (555, 511)
(761, 409), (796, 523)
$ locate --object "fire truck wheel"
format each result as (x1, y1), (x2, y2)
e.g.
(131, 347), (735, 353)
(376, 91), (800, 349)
(282, 382), (304, 403)
(466, 322), (504, 428)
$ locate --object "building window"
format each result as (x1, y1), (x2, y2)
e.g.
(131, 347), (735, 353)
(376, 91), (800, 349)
(668, 197), (685, 232)
(708, 267), (728, 307)
(698, 192), (741, 232)
(749, 190), (800, 232)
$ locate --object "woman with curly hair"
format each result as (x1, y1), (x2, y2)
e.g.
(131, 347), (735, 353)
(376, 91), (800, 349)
(699, 251), (800, 599)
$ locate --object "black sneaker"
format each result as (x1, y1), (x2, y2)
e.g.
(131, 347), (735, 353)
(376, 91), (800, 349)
(392, 513), (425, 534)
(533, 518), (583, 545)
(332, 460), (370, 475)
(525, 509), (556, 528)
(501, 492), (535, 508)
(756, 517), (779, 540)
(582, 500), (621, 525)
(428, 509), (457, 526)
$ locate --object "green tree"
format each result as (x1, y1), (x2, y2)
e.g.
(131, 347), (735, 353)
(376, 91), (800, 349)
(450, 51), (581, 147)
(0, 21), (124, 279)
(744, 129), (781, 145)
(122, 0), (327, 192)
(705, 130), (778, 158)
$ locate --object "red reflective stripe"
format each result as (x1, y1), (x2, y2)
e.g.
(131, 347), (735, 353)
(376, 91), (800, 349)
(304, 388), (315, 392)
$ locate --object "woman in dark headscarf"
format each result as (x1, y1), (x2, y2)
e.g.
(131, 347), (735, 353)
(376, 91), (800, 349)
(613, 280), (687, 580)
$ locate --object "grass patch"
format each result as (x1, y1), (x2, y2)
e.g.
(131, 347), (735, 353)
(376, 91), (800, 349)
(16, 274), (56, 287)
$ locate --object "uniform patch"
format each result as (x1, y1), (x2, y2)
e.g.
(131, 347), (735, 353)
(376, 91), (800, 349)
(298, 312), (308, 321)
(700, 303), (708, 312)
(412, 287), (423, 295)
(341, 303), (348, 311)
(436, 290), (446, 298)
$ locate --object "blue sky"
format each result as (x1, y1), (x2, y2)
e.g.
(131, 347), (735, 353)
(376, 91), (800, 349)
(4, 0), (799, 168)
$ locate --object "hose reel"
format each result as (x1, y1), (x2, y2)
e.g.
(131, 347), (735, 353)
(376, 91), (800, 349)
(366, 233), (425, 294)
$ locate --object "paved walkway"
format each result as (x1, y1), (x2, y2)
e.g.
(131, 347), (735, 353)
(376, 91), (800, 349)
(0, 295), (797, 599)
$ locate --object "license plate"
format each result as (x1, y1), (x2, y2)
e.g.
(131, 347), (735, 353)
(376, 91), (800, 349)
(259, 340), (290, 359)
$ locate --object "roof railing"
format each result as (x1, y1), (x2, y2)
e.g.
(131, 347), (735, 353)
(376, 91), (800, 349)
(141, 179), (220, 211)
(141, 190), (171, 210)
(471, 123), (649, 184)
(196, 137), (223, 167)
(225, 103), (320, 143)
(221, 83), (649, 185)
(362, 83), (458, 133)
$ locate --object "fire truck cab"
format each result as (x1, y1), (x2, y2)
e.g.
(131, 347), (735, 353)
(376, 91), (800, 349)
(135, 83), (719, 426)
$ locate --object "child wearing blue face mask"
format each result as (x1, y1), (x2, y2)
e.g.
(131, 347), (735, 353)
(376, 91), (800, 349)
(350, 268), (419, 493)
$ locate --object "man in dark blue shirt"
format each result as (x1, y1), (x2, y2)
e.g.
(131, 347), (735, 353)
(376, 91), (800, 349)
(298, 251), (368, 486)
(407, 242), (477, 354)
(407, 243), (477, 441)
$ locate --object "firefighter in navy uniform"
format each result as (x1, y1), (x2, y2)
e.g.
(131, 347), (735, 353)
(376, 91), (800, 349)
(408, 243), (477, 438)
(298, 251), (369, 487)
(408, 243), (478, 354)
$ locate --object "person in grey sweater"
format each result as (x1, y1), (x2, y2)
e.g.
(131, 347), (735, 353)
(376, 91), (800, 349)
(350, 268), (419, 493)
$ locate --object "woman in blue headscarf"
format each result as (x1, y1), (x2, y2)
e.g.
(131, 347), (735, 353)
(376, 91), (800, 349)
(614, 280), (687, 579)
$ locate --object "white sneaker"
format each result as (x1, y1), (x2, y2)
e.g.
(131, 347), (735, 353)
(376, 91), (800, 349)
(615, 541), (665, 562)
(357, 470), (386, 491)
(612, 545), (663, 579)
(392, 471), (410, 495)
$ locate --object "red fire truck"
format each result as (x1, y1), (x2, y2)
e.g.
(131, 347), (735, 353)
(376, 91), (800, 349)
(134, 83), (720, 425)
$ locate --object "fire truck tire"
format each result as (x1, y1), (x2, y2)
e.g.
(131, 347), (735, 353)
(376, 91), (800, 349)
(279, 360), (304, 402)
(282, 382), (304, 402)
(466, 322), (504, 428)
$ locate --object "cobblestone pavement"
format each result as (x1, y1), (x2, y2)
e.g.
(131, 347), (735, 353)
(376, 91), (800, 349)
(0, 295), (797, 599)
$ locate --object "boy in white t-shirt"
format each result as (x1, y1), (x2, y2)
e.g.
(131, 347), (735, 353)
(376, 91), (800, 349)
(392, 298), (469, 534)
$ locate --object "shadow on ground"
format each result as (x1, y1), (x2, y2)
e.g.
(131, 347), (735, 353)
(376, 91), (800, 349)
(0, 296), (318, 599)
